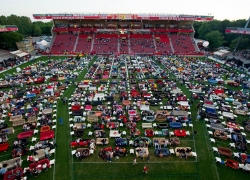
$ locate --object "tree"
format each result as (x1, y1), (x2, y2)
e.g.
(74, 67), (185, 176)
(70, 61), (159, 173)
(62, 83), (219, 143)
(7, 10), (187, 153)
(204, 30), (224, 50)
(221, 19), (231, 32)
(230, 37), (250, 50)
(230, 19), (247, 28)
(33, 21), (52, 36)
(33, 25), (42, 36)
(0, 15), (7, 25)
(198, 20), (222, 39)
(193, 21), (202, 38)
(40, 25), (52, 36)
(0, 32), (23, 50)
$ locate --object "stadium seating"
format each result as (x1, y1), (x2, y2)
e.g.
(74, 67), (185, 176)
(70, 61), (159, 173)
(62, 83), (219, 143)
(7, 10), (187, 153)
(154, 35), (173, 54)
(92, 34), (119, 54)
(130, 34), (155, 54)
(51, 34), (77, 54)
(120, 34), (129, 54)
(48, 30), (200, 56)
(75, 34), (92, 53)
(169, 34), (197, 54)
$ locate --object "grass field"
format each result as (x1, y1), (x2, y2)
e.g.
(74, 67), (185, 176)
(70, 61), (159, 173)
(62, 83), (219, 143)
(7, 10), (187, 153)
(0, 56), (249, 180)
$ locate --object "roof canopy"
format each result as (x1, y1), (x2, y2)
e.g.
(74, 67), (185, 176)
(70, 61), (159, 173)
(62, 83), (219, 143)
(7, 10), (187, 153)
(10, 50), (29, 57)
(213, 50), (230, 57)
(33, 13), (214, 21)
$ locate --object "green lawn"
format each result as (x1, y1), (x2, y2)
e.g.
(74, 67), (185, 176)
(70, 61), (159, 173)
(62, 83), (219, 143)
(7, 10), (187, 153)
(1, 56), (249, 180)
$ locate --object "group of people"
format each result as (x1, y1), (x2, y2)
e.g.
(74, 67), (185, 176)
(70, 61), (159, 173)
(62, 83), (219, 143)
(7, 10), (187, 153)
(12, 140), (28, 157)
(34, 140), (54, 151)
(22, 123), (36, 131)
(40, 114), (53, 126)
(0, 134), (8, 144)
(76, 149), (89, 160)
(141, 110), (155, 118)
(98, 147), (114, 162)
(176, 148), (192, 159)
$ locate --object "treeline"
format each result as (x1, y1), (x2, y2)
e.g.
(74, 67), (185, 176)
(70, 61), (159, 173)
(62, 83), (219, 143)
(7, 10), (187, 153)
(193, 19), (250, 50)
(0, 14), (52, 50)
(0, 14), (249, 51)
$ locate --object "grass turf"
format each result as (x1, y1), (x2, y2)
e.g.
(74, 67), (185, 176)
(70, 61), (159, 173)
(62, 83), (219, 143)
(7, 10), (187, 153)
(1, 56), (250, 180)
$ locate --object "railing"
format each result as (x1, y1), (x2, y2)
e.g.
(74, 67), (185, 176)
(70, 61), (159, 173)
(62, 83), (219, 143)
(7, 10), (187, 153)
(52, 27), (194, 33)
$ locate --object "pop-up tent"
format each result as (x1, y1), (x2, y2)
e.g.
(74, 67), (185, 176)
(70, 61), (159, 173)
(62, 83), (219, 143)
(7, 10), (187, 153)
(36, 40), (49, 50)
(213, 50), (230, 58)
(16, 67), (21, 72)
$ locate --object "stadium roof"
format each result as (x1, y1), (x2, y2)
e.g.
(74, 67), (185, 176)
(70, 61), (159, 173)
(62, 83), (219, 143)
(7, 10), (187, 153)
(225, 27), (250, 35)
(10, 50), (29, 57)
(33, 13), (213, 21)
(0, 25), (18, 32)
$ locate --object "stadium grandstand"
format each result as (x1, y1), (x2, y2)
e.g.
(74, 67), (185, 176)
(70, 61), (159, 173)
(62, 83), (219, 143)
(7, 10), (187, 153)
(33, 13), (213, 56)
(225, 27), (250, 35)
(0, 25), (18, 32)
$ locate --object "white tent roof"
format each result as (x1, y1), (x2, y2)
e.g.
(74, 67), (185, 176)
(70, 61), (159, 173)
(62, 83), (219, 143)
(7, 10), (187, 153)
(213, 51), (224, 57)
(213, 50), (230, 57)
(10, 50), (29, 57)
(37, 39), (49, 46)
(219, 50), (230, 54)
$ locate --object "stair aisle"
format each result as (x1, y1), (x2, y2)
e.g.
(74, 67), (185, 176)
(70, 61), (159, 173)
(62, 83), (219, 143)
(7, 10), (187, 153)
(73, 34), (79, 52)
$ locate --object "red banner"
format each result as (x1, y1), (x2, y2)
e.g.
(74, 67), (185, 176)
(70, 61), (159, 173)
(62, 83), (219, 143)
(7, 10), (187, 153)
(225, 29), (250, 35)
(0, 28), (18, 32)
(33, 14), (213, 21)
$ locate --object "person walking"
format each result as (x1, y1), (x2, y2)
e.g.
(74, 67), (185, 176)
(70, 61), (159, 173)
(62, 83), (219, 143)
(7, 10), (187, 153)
(147, 153), (150, 162)
(133, 157), (137, 165)
(196, 114), (201, 122)
(59, 117), (63, 125)
(193, 130), (198, 137)
(143, 165), (148, 174)
(44, 149), (50, 159)
(110, 151), (113, 162)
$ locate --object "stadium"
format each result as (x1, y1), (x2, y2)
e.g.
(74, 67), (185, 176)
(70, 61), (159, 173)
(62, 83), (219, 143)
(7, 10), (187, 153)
(0, 10), (250, 180)
(33, 13), (213, 56)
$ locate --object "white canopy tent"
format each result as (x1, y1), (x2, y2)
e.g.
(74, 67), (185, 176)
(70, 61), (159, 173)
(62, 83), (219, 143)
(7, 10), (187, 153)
(213, 51), (224, 57)
(36, 40), (49, 50)
(213, 50), (230, 58)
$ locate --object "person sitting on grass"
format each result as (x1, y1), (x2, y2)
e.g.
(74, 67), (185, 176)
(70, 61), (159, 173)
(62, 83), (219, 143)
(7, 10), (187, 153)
(158, 149), (164, 158)
(185, 148), (192, 159)
(32, 168), (38, 177)
(76, 151), (81, 159)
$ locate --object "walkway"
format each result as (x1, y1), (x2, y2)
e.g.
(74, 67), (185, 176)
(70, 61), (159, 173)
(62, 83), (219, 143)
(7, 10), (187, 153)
(54, 57), (97, 180)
